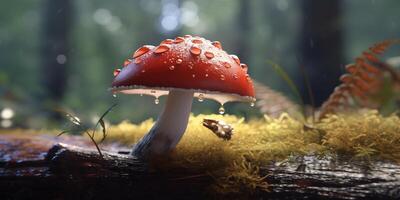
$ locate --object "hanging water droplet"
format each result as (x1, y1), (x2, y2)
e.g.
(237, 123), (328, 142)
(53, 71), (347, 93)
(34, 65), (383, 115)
(161, 39), (173, 44)
(113, 94), (117, 98)
(192, 39), (203, 44)
(169, 65), (175, 70)
(154, 45), (170, 54)
(198, 94), (204, 102)
(218, 106), (225, 115)
(212, 41), (222, 49)
(250, 102), (255, 107)
(154, 98), (159, 104)
(176, 58), (183, 64)
(113, 69), (121, 76)
(174, 37), (185, 43)
(231, 55), (240, 65)
(220, 74), (225, 80)
(133, 46), (152, 58)
(140, 94), (143, 96)
(205, 51), (214, 59)
(190, 46), (201, 55)
(223, 62), (231, 68)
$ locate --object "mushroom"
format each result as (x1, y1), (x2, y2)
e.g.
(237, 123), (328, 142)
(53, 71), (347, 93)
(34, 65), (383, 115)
(111, 35), (255, 158)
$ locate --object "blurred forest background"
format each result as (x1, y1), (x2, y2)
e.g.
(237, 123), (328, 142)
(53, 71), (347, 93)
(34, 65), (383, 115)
(0, 0), (399, 129)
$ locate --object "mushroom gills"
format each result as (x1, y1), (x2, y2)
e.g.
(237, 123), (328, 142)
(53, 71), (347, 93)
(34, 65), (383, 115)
(131, 90), (194, 158)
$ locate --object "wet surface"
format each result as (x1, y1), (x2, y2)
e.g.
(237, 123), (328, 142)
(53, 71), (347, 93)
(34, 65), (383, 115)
(0, 133), (91, 163)
(264, 155), (400, 199)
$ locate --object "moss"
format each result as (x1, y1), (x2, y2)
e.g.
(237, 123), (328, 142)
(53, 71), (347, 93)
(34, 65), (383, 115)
(318, 110), (400, 162)
(103, 110), (400, 194)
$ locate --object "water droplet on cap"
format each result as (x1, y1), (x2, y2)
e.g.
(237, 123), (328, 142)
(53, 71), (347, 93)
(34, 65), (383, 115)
(212, 41), (222, 49)
(113, 69), (121, 76)
(161, 39), (174, 44)
(192, 74), (196, 78)
(190, 46), (201, 55)
(246, 74), (252, 82)
(205, 73), (209, 77)
(205, 51), (214, 59)
(233, 74), (238, 79)
(133, 46), (152, 58)
(141, 69), (146, 73)
(218, 106), (225, 115)
(169, 65), (175, 70)
(174, 37), (185, 43)
(220, 74), (225, 80)
(176, 58), (183, 64)
(134, 58), (141, 64)
(192, 39), (203, 44)
(240, 63), (248, 72)
(223, 62), (231, 68)
(231, 55), (240, 65)
(123, 60), (131, 67)
(154, 45), (170, 54)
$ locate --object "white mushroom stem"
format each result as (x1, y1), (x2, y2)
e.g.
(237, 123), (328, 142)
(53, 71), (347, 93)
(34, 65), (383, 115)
(131, 90), (194, 158)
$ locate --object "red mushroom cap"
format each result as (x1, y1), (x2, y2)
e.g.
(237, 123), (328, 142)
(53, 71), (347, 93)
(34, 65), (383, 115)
(111, 35), (255, 103)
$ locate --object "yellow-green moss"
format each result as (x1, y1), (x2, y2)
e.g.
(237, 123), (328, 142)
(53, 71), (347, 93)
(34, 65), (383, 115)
(318, 110), (400, 162)
(103, 110), (400, 194)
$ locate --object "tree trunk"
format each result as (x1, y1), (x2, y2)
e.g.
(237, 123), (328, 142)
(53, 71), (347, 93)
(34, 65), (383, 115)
(298, 0), (344, 106)
(40, 0), (73, 120)
(236, 0), (251, 65)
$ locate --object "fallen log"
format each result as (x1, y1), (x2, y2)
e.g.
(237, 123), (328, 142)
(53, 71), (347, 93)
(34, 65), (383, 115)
(1, 133), (400, 199)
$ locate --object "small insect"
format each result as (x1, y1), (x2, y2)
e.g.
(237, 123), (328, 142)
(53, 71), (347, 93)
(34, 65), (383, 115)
(202, 119), (233, 140)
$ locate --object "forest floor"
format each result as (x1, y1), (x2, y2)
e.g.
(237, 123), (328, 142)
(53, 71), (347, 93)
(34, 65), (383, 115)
(1, 111), (400, 199)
